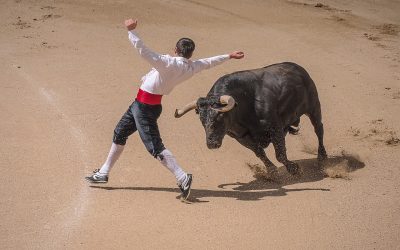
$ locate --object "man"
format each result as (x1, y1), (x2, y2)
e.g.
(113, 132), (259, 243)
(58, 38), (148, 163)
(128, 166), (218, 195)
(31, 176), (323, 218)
(85, 18), (244, 201)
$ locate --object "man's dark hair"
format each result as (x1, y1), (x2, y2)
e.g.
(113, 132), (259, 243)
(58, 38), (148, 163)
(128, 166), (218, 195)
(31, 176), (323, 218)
(176, 38), (195, 59)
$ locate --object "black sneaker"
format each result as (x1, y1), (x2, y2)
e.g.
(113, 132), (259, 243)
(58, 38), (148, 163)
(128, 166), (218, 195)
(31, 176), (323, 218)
(178, 174), (193, 201)
(85, 169), (108, 183)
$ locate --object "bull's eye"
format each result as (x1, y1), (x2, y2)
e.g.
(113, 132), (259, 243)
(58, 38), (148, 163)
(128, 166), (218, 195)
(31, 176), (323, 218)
(195, 108), (199, 114)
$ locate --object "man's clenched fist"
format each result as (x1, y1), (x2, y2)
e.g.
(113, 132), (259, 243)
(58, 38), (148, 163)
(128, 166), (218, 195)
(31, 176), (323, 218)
(125, 19), (138, 31)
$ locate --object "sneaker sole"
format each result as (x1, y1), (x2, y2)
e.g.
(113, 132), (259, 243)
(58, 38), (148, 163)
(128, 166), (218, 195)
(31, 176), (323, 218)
(85, 177), (108, 184)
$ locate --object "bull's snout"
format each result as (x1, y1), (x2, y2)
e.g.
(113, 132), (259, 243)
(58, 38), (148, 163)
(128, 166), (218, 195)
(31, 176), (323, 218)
(206, 140), (222, 149)
(204, 125), (225, 150)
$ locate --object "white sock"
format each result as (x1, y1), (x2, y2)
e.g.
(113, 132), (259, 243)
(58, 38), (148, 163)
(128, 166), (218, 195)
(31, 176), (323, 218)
(158, 149), (187, 184)
(98, 143), (125, 176)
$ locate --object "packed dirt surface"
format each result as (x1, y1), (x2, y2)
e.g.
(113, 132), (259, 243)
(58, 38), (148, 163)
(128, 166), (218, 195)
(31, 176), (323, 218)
(1, 0), (399, 249)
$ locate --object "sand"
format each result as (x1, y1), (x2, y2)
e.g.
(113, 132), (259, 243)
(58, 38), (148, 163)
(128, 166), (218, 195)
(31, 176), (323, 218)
(1, 0), (399, 249)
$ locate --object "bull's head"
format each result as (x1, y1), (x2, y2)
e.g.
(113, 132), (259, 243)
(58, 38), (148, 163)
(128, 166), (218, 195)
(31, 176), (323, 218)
(175, 95), (235, 149)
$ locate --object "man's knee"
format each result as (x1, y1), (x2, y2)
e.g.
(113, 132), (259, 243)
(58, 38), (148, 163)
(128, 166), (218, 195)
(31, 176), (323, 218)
(113, 131), (128, 145)
(155, 148), (172, 161)
(150, 147), (165, 158)
(146, 144), (165, 159)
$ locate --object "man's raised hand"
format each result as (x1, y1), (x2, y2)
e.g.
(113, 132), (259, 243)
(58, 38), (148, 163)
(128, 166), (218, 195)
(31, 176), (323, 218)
(229, 51), (245, 59)
(125, 19), (138, 31)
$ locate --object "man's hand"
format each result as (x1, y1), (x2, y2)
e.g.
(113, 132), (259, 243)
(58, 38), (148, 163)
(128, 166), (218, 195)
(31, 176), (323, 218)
(125, 19), (138, 31)
(229, 51), (244, 59)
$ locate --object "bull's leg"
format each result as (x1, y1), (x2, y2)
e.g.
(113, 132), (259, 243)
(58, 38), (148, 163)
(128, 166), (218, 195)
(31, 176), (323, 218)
(234, 135), (278, 174)
(253, 146), (278, 173)
(307, 105), (328, 162)
(270, 126), (300, 175)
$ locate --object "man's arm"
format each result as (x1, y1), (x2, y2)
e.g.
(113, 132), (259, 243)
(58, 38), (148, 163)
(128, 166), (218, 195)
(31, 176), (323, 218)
(192, 51), (244, 73)
(125, 19), (170, 70)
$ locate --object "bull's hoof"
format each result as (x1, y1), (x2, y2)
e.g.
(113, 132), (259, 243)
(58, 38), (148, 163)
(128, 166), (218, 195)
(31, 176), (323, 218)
(286, 162), (301, 175)
(266, 168), (280, 180)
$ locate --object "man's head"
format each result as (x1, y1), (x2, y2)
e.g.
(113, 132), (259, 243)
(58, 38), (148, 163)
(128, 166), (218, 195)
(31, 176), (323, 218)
(175, 38), (195, 59)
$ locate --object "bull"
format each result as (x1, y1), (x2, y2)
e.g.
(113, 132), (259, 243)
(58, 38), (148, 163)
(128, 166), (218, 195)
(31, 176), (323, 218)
(175, 62), (327, 177)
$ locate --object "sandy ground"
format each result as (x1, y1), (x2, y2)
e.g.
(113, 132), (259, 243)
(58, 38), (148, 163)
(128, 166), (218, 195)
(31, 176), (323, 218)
(1, 0), (399, 249)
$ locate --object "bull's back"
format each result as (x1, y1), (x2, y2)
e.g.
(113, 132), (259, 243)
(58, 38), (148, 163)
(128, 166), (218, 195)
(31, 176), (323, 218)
(213, 62), (317, 96)
(260, 62), (317, 97)
(260, 63), (319, 122)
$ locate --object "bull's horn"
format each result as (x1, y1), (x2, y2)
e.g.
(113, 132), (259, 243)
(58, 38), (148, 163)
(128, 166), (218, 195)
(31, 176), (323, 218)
(174, 100), (197, 118)
(215, 95), (235, 113)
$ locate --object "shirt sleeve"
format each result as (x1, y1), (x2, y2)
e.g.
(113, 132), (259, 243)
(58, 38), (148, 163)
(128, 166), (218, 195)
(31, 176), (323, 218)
(192, 55), (230, 74)
(128, 31), (171, 71)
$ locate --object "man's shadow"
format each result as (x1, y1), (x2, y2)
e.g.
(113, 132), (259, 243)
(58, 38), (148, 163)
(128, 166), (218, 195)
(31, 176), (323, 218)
(90, 154), (364, 203)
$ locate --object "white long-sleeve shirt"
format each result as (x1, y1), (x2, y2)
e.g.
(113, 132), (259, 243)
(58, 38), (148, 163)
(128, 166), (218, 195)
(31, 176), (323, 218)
(128, 31), (230, 95)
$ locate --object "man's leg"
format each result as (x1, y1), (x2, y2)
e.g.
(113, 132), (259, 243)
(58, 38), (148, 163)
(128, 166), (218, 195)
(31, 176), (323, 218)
(86, 103), (137, 183)
(97, 143), (125, 175)
(157, 148), (187, 184)
(131, 102), (192, 199)
(158, 148), (193, 200)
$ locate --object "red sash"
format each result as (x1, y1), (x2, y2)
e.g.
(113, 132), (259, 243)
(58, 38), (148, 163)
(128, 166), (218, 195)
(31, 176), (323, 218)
(136, 88), (163, 105)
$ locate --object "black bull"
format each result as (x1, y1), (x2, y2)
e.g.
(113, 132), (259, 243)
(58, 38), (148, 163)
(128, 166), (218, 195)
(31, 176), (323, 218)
(175, 62), (327, 176)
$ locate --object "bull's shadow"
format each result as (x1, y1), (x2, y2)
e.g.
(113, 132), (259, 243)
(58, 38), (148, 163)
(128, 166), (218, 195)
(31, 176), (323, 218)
(89, 154), (364, 203)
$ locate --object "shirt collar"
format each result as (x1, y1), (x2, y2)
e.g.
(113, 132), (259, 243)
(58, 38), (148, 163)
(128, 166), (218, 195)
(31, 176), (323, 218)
(176, 56), (189, 63)
(164, 54), (190, 63)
